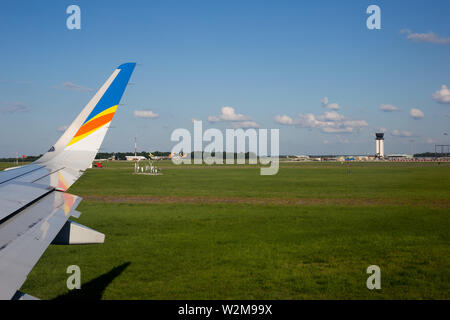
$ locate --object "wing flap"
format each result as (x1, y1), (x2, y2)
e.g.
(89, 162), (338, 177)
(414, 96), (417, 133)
(0, 191), (81, 299)
(0, 182), (53, 222)
(0, 164), (43, 185)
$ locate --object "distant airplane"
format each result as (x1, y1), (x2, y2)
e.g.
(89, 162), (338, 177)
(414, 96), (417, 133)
(125, 155), (147, 161)
(0, 63), (136, 299)
(287, 155), (310, 161)
(148, 153), (160, 160)
(149, 153), (171, 160)
(168, 152), (187, 160)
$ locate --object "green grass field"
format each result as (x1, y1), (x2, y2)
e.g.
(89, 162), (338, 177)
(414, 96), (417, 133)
(6, 161), (449, 299)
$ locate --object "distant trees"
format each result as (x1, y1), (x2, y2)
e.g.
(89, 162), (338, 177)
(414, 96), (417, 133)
(95, 151), (171, 160)
(189, 152), (258, 160)
(0, 155), (42, 162)
(414, 152), (443, 158)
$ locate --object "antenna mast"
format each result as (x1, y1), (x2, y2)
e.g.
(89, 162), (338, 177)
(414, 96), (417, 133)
(134, 137), (137, 174)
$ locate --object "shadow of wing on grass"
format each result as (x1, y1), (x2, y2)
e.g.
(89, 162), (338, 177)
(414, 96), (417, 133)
(54, 262), (131, 300)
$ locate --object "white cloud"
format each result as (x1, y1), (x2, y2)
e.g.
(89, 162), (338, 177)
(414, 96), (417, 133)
(400, 29), (450, 44)
(207, 115), (221, 122)
(321, 97), (339, 110)
(274, 110), (367, 134)
(53, 81), (93, 92)
(432, 84), (450, 104)
(274, 114), (294, 125)
(208, 106), (251, 122)
(231, 121), (260, 129)
(322, 110), (345, 121)
(134, 109), (159, 119)
(57, 125), (68, 132)
(343, 120), (369, 127)
(380, 104), (399, 112)
(326, 103), (339, 110)
(221, 106), (250, 121)
(391, 129), (413, 137)
(322, 126), (354, 133)
(0, 102), (30, 113)
(207, 106), (259, 128)
(410, 108), (424, 119)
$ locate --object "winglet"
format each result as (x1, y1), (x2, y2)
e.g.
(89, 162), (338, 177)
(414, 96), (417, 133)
(36, 63), (136, 174)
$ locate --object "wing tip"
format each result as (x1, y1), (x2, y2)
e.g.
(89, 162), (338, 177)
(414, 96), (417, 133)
(117, 62), (137, 71)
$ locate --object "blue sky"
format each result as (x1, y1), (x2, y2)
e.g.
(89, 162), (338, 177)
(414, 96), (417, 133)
(0, 0), (449, 157)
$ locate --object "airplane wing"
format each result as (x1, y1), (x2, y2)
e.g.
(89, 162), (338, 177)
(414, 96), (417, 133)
(0, 63), (136, 300)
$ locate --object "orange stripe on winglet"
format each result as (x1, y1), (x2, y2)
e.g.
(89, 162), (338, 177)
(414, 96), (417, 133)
(74, 112), (115, 137)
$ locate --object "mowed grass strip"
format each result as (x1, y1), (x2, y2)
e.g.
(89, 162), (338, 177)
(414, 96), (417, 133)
(81, 195), (450, 208)
(68, 161), (450, 201)
(21, 202), (448, 299)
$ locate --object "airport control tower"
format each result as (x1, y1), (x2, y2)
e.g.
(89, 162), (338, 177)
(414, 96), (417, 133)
(375, 133), (385, 158)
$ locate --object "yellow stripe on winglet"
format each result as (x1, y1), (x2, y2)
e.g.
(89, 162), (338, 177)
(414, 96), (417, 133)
(85, 105), (118, 124)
